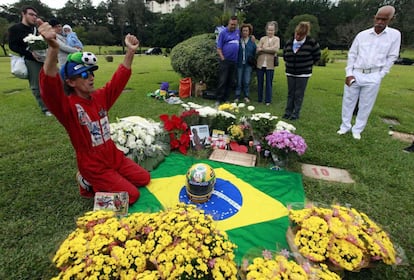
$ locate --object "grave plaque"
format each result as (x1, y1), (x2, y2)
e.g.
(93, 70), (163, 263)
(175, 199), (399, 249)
(301, 164), (354, 183)
(391, 131), (414, 143)
(209, 149), (256, 167)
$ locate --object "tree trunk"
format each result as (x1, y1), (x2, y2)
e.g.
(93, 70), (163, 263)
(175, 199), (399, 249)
(224, 0), (237, 15)
(1, 44), (8, 57)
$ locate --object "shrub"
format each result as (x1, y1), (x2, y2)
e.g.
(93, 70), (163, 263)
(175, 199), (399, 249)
(317, 47), (330, 66)
(170, 33), (219, 89)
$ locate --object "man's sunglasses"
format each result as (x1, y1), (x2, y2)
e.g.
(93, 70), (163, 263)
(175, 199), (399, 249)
(74, 71), (95, 80)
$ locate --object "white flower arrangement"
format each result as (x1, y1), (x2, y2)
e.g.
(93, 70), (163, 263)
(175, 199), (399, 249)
(182, 102), (218, 118)
(247, 105), (255, 111)
(247, 112), (279, 142)
(23, 33), (48, 62)
(249, 112), (278, 122)
(23, 34), (48, 50)
(275, 120), (297, 133)
(110, 116), (170, 171)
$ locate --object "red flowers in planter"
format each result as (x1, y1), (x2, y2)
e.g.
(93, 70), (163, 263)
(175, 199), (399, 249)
(160, 114), (191, 154)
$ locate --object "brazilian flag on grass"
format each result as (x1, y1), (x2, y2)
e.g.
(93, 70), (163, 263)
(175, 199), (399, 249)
(129, 153), (305, 263)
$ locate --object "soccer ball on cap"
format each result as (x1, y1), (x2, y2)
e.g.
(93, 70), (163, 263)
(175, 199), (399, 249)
(82, 52), (97, 65)
(186, 163), (216, 203)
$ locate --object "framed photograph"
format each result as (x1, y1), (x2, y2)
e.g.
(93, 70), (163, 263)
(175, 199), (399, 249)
(211, 129), (230, 150)
(93, 192), (129, 216)
(190, 125), (210, 150)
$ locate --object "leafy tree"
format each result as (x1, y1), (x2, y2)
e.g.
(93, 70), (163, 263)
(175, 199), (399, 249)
(56, 0), (96, 27)
(4, 0), (54, 22)
(148, 13), (178, 48)
(244, 0), (290, 42)
(94, 2), (113, 25)
(123, 0), (146, 36)
(0, 17), (10, 56)
(173, 0), (222, 42)
(334, 18), (369, 48)
(73, 25), (87, 44)
(84, 25), (115, 45)
(223, 0), (237, 15)
(0, 4), (20, 23)
(392, 0), (414, 47)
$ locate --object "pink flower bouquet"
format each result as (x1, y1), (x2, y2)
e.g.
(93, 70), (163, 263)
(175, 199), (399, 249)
(265, 130), (307, 156)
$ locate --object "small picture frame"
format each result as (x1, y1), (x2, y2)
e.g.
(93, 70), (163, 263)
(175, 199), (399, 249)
(211, 129), (230, 150)
(190, 125), (210, 150)
(93, 192), (129, 216)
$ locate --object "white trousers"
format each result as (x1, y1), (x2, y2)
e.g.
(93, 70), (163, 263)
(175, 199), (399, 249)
(340, 72), (382, 134)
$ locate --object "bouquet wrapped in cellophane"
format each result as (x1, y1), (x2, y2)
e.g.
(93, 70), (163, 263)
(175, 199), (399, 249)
(52, 203), (239, 279)
(239, 247), (342, 280)
(287, 202), (407, 274)
(23, 33), (48, 62)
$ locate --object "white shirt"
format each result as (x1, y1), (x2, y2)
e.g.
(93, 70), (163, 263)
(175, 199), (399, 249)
(293, 37), (306, 53)
(345, 26), (401, 78)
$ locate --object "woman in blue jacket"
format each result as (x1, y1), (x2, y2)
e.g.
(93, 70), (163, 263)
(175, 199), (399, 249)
(234, 23), (256, 103)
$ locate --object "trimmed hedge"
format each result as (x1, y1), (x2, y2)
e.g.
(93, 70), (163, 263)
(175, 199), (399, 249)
(170, 33), (219, 89)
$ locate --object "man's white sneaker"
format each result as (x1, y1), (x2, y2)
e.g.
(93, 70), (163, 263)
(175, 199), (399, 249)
(352, 133), (361, 140)
(337, 129), (348, 135)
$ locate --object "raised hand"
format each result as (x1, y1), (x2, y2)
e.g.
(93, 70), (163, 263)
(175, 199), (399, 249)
(36, 18), (59, 49)
(124, 34), (140, 52)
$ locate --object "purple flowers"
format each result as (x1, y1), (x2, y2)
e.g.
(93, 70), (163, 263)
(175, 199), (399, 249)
(265, 130), (307, 156)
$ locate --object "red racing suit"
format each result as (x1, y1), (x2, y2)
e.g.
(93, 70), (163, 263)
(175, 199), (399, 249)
(39, 65), (150, 204)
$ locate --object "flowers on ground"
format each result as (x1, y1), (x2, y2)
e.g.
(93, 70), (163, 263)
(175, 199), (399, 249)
(246, 112), (279, 142)
(241, 249), (341, 280)
(289, 204), (404, 272)
(52, 203), (238, 280)
(160, 113), (191, 154)
(227, 124), (245, 142)
(265, 130), (307, 156)
(110, 116), (170, 171)
(275, 120), (297, 133)
(179, 109), (200, 127)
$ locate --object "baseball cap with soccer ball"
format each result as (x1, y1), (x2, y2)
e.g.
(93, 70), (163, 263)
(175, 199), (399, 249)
(60, 52), (99, 80)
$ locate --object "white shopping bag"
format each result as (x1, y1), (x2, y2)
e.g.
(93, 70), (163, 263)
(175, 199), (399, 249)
(10, 55), (28, 79)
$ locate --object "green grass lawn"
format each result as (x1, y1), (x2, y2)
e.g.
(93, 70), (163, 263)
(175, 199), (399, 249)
(0, 55), (413, 279)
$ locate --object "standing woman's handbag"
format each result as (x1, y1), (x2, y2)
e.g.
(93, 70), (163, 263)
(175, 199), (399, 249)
(273, 55), (279, 67)
(248, 56), (257, 68)
(10, 55), (28, 79)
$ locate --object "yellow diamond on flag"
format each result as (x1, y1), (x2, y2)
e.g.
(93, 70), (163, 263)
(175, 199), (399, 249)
(146, 167), (288, 231)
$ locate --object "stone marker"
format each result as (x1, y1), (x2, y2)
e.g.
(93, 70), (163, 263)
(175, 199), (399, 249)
(381, 117), (400, 126)
(301, 163), (355, 183)
(390, 131), (414, 143)
(209, 149), (256, 167)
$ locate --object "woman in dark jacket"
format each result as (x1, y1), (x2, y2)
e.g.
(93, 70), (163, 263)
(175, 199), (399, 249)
(235, 23), (257, 103)
(283, 21), (320, 120)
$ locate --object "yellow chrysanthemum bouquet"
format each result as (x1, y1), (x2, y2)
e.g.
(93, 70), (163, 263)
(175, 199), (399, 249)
(52, 203), (238, 279)
(239, 249), (341, 280)
(287, 203), (406, 273)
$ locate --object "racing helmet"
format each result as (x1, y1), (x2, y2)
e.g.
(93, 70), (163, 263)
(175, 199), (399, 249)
(185, 163), (216, 203)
